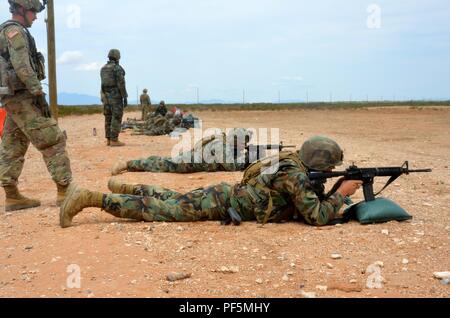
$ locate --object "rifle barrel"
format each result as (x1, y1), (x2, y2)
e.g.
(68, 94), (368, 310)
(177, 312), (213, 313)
(408, 169), (432, 173)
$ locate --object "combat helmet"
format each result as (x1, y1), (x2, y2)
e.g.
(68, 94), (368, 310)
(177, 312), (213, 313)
(159, 100), (165, 106)
(299, 136), (344, 171)
(143, 89), (148, 93)
(108, 49), (121, 61)
(9, 0), (45, 13)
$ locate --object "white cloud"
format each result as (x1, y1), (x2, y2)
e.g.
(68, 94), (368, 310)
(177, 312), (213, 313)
(57, 51), (84, 65)
(75, 62), (103, 72)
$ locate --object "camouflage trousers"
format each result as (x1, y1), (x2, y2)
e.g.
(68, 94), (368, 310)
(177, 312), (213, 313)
(127, 156), (238, 173)
(127, 155), (246, 173)
(103, 91), (124, 140)
(103, 183), (241, 222)
(141, 105), (152, 121)
(0, 92), (72, 187)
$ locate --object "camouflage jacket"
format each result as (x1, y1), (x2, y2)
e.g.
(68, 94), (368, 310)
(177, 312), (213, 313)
(155, 104), (167, 117)
(100, 61), (127, 98)
(140, 93), (151, 106)
(0, 20), (44, 96)
(232, 157), (345, 226)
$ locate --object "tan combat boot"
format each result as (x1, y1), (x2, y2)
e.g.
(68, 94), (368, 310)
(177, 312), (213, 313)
(110, 140), (125, 147)
(56, 184), (70, 207)
(106, 139), (111, 146)
(111, 160), (128, 176)
(107, 178), (136, 195)
(4, 186), (41, 212)
(59, 184), (104, 228)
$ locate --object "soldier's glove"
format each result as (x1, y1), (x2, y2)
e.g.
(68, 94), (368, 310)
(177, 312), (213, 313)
(34, 93), (52, 118)
(123, 98), (128, 108)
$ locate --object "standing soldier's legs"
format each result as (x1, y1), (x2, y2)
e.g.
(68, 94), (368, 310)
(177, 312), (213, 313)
(110, 98), (124, 142)
(0, 94), (73, 210)
(0, 112), (40, 211)
(141, 105), (146, 121)
(104, 103), (112, 145)
(0, 114), (30, 187)
(143, 105), (151, 120)
(60, 183), (233, 227)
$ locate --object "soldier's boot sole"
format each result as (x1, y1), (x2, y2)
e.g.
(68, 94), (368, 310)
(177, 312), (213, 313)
(59, 184), (92, 228)
(111, 161), (128, 176)
(110, 141), (125, 147)
(60, 184), (104, 228)
(5, 198), (41, 212)
(108, 178), (135, 195)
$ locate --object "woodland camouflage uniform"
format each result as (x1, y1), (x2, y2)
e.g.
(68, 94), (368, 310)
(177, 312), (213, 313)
(60, 136), (349, 228)
(113, 128), (253, 174)
(101, 49), (127, 145)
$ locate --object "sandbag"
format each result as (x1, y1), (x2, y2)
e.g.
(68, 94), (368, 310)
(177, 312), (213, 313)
(344, 198), (413, 225)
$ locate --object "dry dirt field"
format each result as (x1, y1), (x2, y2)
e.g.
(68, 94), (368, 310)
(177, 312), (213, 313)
(0, 107), (449, 298)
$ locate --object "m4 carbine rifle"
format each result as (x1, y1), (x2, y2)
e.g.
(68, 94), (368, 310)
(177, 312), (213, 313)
(309, 161), (432, 202)
(244, 142), (295, 166)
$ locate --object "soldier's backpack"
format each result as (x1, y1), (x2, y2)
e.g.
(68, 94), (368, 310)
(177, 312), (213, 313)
(241, 151), (304, 224)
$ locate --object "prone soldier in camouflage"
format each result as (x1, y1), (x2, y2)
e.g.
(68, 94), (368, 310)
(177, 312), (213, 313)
(131, 114), (175, 136)
(0, 0), (73, 212)
(60, 136), (363, 228)
(100, 49), (128, 147)
(140, 88), (151, 121)
(111, 128), (253, 175)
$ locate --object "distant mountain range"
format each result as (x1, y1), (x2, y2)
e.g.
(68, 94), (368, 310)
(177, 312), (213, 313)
(57, 92), (446, 106)
(56, 93), (241, 106)
(58, 92), (101, 105)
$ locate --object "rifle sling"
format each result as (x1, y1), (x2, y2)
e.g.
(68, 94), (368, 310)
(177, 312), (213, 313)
(374, 174), (401, 197)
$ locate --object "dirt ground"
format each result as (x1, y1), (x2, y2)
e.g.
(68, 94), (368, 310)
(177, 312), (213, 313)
(0, 107), (449, 298)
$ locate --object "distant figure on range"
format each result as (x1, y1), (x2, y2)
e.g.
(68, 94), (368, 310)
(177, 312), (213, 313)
(140, 88), (151, 121)
(100, 49), (128, 147)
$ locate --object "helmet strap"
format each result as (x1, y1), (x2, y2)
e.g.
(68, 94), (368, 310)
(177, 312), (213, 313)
(16, 7), (31, 27)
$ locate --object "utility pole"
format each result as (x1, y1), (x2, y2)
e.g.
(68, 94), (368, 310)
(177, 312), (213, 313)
(196, 87), (199, 104)
(278, 90), (281, 104)
(243, 89), (245, 104)
(136, 86), (139, 107)
(329, 91), (333, 103)
(46, 0), (58, 120)
(306, 90), (309, 104)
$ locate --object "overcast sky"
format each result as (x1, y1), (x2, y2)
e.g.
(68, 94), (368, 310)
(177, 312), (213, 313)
(1, 0), (449, 103)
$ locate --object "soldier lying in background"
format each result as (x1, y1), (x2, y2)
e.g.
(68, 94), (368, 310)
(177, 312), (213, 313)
(121, 105), (199, 136)
(111, 128), (253, 175)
